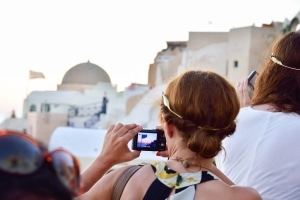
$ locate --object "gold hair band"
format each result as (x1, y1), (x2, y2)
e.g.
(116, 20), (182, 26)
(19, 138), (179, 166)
(197, 123), (231, 131)
(270, 54), (300, 70)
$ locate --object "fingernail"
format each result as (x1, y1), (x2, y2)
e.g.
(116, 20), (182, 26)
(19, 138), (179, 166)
(156, 152), (161, 156)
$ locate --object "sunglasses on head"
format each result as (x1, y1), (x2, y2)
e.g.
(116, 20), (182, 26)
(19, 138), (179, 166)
(0, 130), (81, 197)
(162, 92), (183, 118)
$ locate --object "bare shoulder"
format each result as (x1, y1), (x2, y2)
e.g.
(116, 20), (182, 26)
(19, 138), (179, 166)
(196, 180), (261, 200)
(77, 166), (135, 200)
(121, 164), (155, 200)
(230, 185), (262, 200)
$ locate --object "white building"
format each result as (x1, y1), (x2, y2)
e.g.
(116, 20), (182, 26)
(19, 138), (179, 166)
(21, 61), (149, 145)
(1, 11), (299, 147)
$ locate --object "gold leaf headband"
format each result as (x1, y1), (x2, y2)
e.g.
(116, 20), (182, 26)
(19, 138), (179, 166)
(270, 54), (300, 70)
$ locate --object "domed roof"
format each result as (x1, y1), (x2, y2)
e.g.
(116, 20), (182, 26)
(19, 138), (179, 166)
(62, 61), (111, 85)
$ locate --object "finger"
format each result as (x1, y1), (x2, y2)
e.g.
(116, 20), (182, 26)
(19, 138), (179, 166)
(240, 78), (251, 107)
(109, 123), (136, 138)
(236, 81), (242, 94)
(155, 125), (163, 130)
(105, 123), (121, 138)
(112, 123), (125, 133)
(242, 78), (249, 95)
(236, 82), (243, 103)
(115, 124), (139, 137)
(236, 80), (241, 90)
(157, 150), (169, 158)
(121, 125), (142, 142)
(106, 124), (115, 136)
(130, 150), (141, 159)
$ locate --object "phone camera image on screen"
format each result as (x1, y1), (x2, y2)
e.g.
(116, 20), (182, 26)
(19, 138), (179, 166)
(132, 129), (166, 151)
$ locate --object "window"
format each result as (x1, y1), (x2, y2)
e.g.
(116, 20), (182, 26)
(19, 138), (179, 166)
(29, 104), (37, 112)
(234, 60), (238, 68)
(41, 103), (50, 112)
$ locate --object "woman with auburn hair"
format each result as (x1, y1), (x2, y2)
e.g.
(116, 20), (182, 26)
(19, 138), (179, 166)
(216, 31), (300, 200)
(77, 70), (261, 200)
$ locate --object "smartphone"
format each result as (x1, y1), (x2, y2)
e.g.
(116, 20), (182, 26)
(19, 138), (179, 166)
(247, 70), (259, 90)
(132, 129), (166, 151)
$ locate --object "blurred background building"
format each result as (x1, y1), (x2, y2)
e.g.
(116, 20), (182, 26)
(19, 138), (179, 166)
(0, 11), (299, 168)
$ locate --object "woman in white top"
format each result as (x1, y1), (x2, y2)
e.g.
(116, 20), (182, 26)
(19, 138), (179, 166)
(216, 31), (300, 200)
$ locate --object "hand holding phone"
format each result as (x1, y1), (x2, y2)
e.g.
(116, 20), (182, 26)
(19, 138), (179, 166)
(237, 71), (258, 107)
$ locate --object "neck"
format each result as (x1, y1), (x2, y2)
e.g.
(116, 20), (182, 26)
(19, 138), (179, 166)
(167, 144), (213, 170)
(252, 103), (279, 112)
(169, 155), (213, 170)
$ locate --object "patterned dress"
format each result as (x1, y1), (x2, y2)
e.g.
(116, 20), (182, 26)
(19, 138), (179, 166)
(143, 162), (218, 200)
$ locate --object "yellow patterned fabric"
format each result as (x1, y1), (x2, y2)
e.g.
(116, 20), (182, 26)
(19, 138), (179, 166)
(148, 161), (218, 200)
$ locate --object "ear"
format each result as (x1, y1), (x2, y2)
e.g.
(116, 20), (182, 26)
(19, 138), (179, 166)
(165, 123), (174, 138)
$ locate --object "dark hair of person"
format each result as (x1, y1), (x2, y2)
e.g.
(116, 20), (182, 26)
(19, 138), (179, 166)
(0, 148), (73, 200)
(251, 31), (300, 114)
(160, 70), (240, 159)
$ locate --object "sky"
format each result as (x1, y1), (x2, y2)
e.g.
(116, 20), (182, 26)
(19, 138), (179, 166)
(0, 0), (299, 122)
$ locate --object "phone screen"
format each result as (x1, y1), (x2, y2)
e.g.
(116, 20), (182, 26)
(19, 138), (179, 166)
(247, 71), (258, 90)
(136, 132), (158, 149)
(132, 129), (166, 151)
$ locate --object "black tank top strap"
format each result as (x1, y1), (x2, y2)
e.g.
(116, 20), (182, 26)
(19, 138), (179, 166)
(143, 179), (172, 200)
(200, 171), (217, 183)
